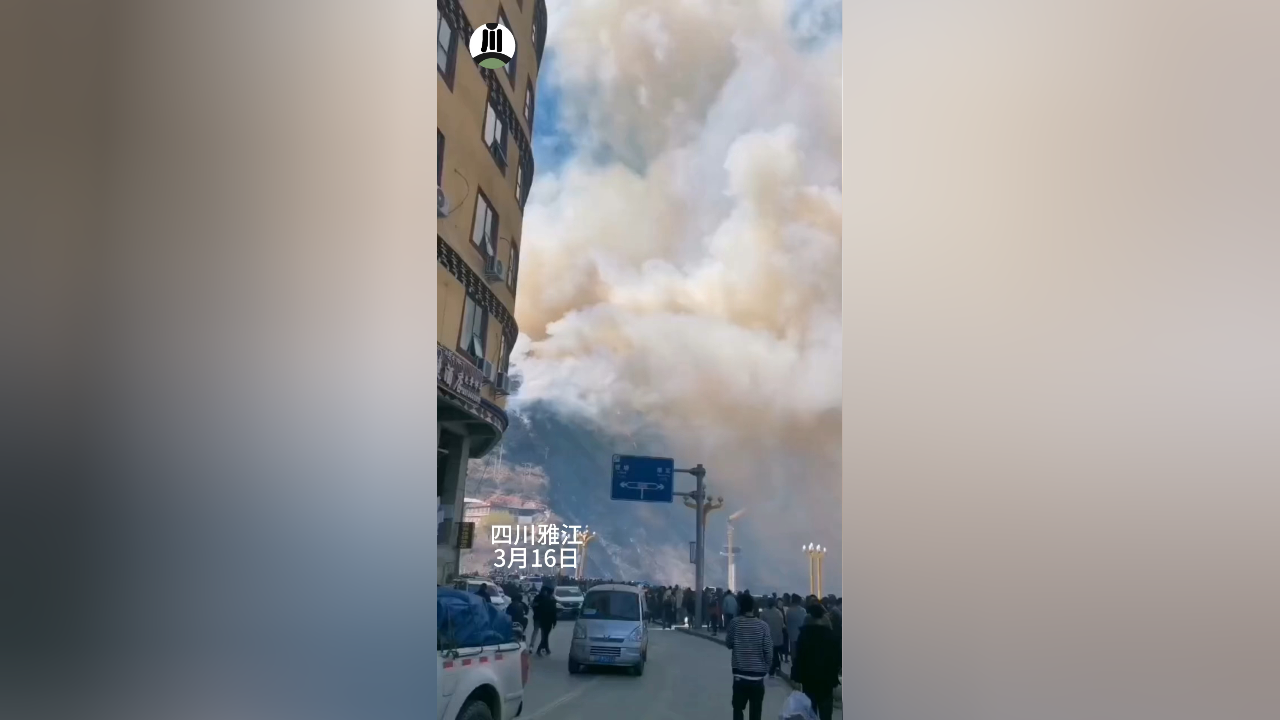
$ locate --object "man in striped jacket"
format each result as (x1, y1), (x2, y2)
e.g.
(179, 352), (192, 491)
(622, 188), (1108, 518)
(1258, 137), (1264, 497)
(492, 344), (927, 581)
(724, 593), (773, 720)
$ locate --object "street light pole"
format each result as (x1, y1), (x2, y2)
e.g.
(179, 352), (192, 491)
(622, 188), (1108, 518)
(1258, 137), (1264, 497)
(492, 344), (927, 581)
(684, 492), (724, 619)
(726, 509), (746, 593)
(674, 464), (712, 630)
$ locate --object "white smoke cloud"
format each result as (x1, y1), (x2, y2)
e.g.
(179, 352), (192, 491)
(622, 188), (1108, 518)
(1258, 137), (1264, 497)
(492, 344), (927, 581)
(512, 0), (842, 591)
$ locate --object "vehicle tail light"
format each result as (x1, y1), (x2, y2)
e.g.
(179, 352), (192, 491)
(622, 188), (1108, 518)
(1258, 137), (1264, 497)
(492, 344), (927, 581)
(520, 649), (530, 687)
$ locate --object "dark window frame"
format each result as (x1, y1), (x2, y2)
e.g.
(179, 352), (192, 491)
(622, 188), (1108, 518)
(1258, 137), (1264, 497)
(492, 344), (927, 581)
(497, 331), (509, 375)
(506, 239), (519, 293)
(470, 189), (499, 260)
(437, 130), (445, 185)
(482, 100), (509, 174)
(437, 11), (458, 88)
(498, 7), (517, 84)
(458, 293), (490, 366)
(524, 82), (535, 130)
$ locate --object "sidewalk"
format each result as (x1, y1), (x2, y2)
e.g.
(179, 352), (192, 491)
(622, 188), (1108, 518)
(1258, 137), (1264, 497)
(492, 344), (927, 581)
(675, 625), (843, 709)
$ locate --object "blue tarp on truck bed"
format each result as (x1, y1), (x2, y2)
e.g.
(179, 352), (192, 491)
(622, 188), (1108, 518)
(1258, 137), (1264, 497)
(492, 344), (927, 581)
(437, 587), (515, 649)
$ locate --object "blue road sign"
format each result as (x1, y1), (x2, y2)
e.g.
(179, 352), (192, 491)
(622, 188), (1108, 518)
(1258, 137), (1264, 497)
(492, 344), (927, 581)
(611, 454), (675, 503)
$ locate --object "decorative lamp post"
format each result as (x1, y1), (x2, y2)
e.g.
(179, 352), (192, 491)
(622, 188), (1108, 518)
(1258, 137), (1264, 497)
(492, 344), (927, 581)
(577, 529), (598, 581)
(803, 543), (827, 597)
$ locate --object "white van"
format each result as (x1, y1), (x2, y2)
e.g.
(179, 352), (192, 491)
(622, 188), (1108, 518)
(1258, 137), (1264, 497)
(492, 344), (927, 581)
(568, 584), (649, 676)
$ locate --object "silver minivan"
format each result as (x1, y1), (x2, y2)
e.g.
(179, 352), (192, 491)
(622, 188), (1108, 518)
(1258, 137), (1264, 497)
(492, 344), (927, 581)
(568, 584), (649, 676)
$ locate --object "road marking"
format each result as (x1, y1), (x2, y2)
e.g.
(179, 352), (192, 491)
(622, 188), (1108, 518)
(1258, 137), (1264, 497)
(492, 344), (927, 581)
(520, 677), (599, 719)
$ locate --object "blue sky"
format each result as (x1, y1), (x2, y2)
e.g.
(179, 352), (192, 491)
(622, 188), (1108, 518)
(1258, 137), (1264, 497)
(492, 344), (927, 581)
(529, 53), (575, 175)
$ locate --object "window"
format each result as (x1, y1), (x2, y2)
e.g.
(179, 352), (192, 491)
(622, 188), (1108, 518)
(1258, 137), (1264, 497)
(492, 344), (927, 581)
(532, 16), (540, 55)
(515, 163), (525, 207)
(506, 240), (519, 292)
(499, 9), (517, 83)
(437, 130), (444, 185)
(459, 294), (488, 365)
(437, 11), (457, 85)
(497, 333), (508, 375)
(483, 101), (508, 172)
(582, 591), (641, 621)
(471, 191), (498, 258)
(524, 83), (535, 129)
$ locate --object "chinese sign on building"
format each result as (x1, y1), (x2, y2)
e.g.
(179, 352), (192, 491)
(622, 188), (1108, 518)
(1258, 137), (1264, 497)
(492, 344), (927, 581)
(437, 344), (484, 404)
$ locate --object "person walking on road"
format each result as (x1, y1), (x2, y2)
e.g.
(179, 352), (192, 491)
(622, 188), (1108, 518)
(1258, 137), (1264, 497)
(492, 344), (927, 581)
(506, 593), (530, 645)
(724, 593), (772, 720)
(722, 589), (738, 629)
(531, 586), (557, 656)
(759, 598), (786, 677)
(792, 603), (841, 720)
(663, 587), (676, 629)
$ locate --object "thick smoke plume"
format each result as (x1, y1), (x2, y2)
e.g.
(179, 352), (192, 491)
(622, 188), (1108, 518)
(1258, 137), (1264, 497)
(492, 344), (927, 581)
(511, 0), (843, 590)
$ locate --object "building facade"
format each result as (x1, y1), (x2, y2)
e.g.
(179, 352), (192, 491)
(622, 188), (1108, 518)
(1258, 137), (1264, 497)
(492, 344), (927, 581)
(463, 495), (549, 522)
(437, 0), (547, 583)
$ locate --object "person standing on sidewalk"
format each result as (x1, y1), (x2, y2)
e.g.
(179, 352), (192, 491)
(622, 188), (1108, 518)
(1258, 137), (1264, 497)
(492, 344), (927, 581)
(759, 598), (786, 677)
(722, 589), (738, 629)
(792, 603), (841, 720)
(709, 589), (724, 636)
(785, 594), (808, 661)
(724, 593), (772, 720)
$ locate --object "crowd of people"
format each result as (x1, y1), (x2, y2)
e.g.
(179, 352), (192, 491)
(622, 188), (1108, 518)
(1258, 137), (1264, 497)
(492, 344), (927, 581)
(471, 573), (841, 720)
(643, 586), (842, 720)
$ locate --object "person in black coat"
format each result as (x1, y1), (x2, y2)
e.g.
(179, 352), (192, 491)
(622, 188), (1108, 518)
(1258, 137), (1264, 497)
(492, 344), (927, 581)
(792, 603), (841, 720)
(506, 595), (530, 644)
(531, 586), (558, 656)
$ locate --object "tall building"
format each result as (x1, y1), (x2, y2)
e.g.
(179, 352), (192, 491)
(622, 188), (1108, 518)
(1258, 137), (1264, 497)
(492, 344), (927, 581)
(436, 0), (547, 583)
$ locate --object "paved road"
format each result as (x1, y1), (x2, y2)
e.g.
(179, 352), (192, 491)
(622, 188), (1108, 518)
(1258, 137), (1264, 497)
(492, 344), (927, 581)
(518, 623), (843, 719)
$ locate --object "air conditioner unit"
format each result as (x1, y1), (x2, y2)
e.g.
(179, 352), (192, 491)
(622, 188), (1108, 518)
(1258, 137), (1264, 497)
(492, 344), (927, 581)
(495, 372), (511, 395)
(483, 256), (505, 282)
(482, 359), (496, 382)
(437, 187), (448, 217)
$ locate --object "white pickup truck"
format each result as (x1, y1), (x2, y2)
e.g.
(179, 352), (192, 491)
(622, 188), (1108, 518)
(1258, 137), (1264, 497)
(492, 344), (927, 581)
(436, 630), (529, 720)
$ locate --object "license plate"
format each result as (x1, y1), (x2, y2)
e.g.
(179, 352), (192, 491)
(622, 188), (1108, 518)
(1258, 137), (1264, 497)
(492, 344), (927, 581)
(590, 656), (613, 663)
